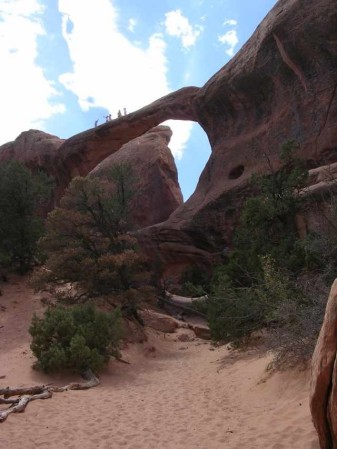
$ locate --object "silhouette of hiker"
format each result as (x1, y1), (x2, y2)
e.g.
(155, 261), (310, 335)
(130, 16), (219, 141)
(108, 113), (112, 121)
(94, 119), (99, 127)
(123, 107), (127, 116)
(117, 110), (122, 118)
(105, 115), (109, 122)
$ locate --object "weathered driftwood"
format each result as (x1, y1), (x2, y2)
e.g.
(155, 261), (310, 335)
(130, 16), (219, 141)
(159, 296), (206, 318)
(0, 385), (45, 398)
(0, 369), (99, 423)
(0, 397), (19, 405)
(0, 390), (52, 422)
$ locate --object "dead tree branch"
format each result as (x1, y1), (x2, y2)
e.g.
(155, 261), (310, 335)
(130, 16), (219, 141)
(0, 368), (99, 422)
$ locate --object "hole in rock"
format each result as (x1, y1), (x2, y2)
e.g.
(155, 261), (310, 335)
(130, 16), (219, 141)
(164, 120), (211, 202)
(228, 165), (245, 179)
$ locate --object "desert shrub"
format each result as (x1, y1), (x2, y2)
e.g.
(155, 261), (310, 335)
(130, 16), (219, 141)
(0, 160), (52, 272)
(37, 168), (151, 304)
(207, 283), (263, 343)
(188, 296), (209, 316)
(264, 275), (328, 369)
(29, 303), (122, 373)
(300, 232), (337, 284)
(223, 141), (308, 286)
(205, 142), (314, 350)
(179, 265), (210, 298)
(208, 253), (327, 366)
(194, 141), (335, 366)
(207, 256), (304, 344)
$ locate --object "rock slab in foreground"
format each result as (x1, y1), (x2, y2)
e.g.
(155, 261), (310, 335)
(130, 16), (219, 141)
(310, 279), (337, 449)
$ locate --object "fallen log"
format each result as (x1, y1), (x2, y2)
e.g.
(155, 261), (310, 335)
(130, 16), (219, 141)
(0, 385), (45, 398)
(0, 390), (52, 422)
(0, 397), (19, 405)
(159, 296), (206, 318)
(0, 368), (99, 422)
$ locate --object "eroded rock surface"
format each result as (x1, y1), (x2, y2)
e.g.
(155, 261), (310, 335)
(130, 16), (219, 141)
(310, 279), (337, 449)
(57, 86), (199, 180)
(139, 310), (184, 334)
(0, 0), (336, 277)
(0, 130), (67, 205)
(90, 126), (183, 228)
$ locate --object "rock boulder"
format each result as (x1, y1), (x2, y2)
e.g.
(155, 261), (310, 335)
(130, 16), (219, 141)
(90, 126), (183, 228)
(310, 279), (337, 449)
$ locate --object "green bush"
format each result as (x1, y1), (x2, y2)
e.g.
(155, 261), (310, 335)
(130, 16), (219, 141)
(37, 171), (151, 302)
(207, 284), (263, 343)
(300, 232), (337, 284)
(180, 265), (210, 295)
(207, 256), (303, 344)
(224, 141), (308, 285)
(0, 160), (52, 272)
(29, 303), (122, 373)
(264, 274), (328, 369)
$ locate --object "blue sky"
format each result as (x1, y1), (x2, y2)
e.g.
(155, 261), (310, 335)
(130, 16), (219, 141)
(0, 0), (277, 199)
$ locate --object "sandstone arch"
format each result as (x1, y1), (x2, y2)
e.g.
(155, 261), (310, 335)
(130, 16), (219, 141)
(0, 0), (336, 280)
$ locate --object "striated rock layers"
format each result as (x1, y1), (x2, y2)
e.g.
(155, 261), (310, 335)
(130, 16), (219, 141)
(0, 0), (336, 276)
(311, 279), (337, 449)
(90, 126), (183, 228)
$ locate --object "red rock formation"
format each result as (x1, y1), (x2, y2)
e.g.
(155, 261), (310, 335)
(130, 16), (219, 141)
(0, 130), (68, 206)
(0, 127), (183, 225)
(139, 309), (182, 334)
(62, 0), (337, 277)
(142, 0), (337, 278)
(90, 126), (183, 228)
(310, 279), (337, 449)
(0, 130), (65, 179)
(0, 0), (336, 278)
(179, 0), (337, 242)
(58, 86), (199, 179)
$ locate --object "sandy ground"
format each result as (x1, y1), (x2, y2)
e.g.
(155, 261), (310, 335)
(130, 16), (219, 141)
(0, 277), (319, 449)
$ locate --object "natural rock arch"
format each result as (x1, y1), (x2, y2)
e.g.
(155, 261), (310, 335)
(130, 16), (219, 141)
(0, 0), (336, 281)
(59, 86), (200, 181)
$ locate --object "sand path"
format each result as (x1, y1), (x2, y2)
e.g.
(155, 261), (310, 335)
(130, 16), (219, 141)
(0, 277), (319, 449)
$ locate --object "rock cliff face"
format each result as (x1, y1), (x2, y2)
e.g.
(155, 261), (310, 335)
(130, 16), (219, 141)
(139, 0), (337, 277)
(0, 127), (183, 227)
(0, 0), (336, 277)
(181, 0), (337, 248)
(0, 130), (67, 207)
(90, 126), (183, 228)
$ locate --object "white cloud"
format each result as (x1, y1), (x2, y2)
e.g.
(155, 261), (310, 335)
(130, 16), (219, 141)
(127, 18), (137, 32)
(223, 19), (237, 27)
(58, 0), (193, 159)
(164, 9), (203, 49)
(218, 18), (239, 57)
(218, 29), (239, 57)
(0, 0), (65, 144)
(164, 120), (194, 160)
(59, 1), (167, 112)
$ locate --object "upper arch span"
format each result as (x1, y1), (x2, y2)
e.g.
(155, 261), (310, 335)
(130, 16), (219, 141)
(59, 86), (200, 178)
